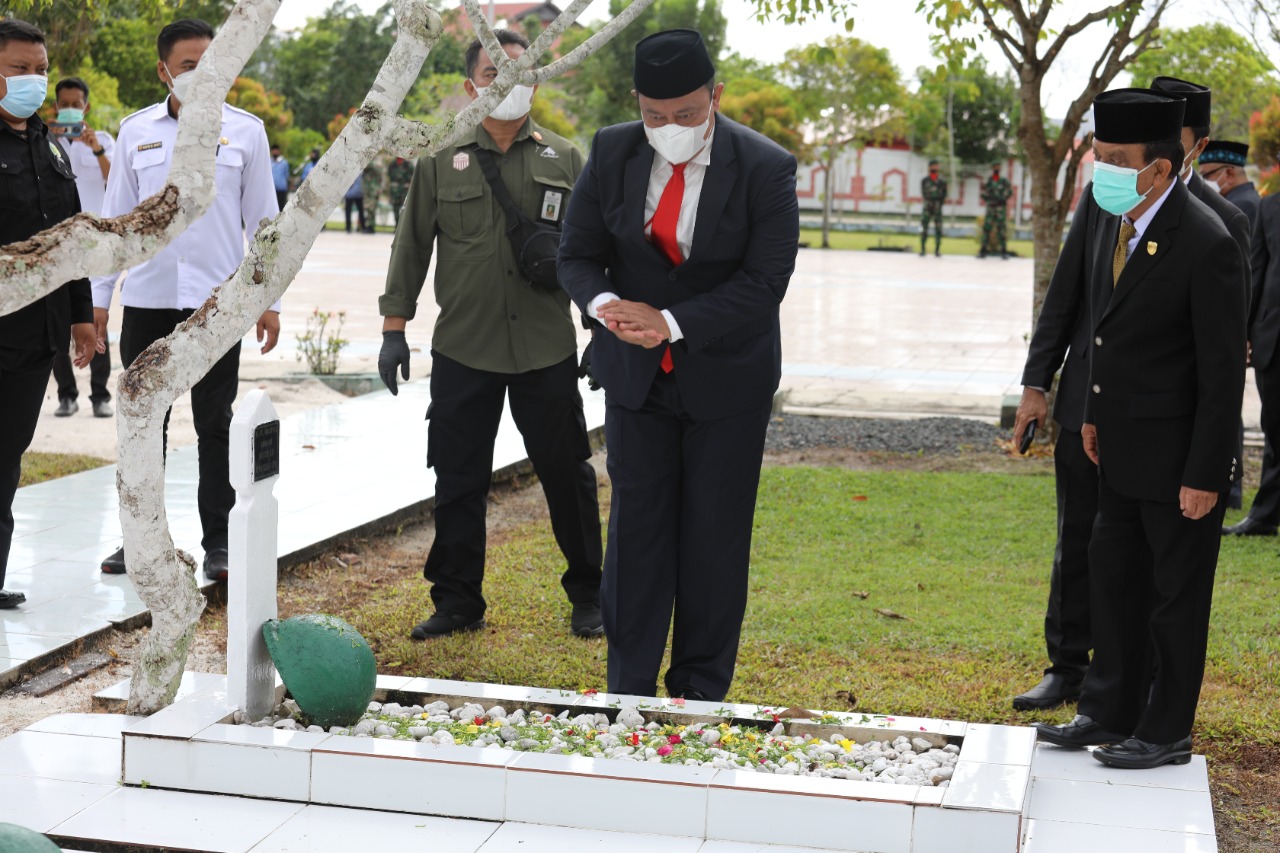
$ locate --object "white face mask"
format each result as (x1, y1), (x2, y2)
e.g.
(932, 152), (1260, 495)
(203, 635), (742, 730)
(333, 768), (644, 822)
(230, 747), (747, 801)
(1205, 177), (1224, 195)
(644, 103), (713, 165)
(164, 62), (195, 105)
(474, 83), (534, 121)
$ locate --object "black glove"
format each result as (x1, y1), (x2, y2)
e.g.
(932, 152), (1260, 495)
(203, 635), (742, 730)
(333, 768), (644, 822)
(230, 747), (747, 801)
(578, 337), (600, 392)
(378, 330), (410, 396)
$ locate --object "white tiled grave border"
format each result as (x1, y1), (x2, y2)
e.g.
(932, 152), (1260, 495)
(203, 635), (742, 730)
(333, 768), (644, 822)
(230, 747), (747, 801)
(117, 675), (1035, 853)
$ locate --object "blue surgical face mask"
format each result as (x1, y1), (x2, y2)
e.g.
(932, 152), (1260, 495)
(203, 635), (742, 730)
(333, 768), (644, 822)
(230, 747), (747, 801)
(56, 107), (84, 124)
(1092, 160), (1158, 216)
(0, 73), (49, 119)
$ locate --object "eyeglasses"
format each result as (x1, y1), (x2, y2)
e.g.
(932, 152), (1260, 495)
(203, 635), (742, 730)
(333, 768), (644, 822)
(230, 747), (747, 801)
(1200, 166), (1227, 181)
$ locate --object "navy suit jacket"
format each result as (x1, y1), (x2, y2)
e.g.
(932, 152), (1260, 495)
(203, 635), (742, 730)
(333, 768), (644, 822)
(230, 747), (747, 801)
(557, 116), (800, 420)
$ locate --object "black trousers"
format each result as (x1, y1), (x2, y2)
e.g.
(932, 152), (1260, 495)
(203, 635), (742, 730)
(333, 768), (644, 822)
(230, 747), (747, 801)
(1244, 363), (1280, 525)
(344, 197), (365, 232)
(275, 189), (288, 211)
(1079, 472), (1225, 744)
(0, 348), (54, 587)
(602, 371), (773, 701)
(52, 338), (112, 404)
(423, 351), (602, 619)
(120, 307), (241, 552)
(1042, 426), (1096, 680)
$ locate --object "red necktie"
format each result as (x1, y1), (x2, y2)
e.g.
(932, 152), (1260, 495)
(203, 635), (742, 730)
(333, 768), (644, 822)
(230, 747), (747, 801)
(649, 163), (686, 373)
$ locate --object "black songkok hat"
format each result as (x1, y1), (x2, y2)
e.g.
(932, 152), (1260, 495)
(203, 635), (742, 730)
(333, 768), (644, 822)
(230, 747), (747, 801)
(1149, 76), (1211, 129)
(1200, 140), (1249, 166)
(1092, 88), (1184, 144)
(633, 29), (716, 100)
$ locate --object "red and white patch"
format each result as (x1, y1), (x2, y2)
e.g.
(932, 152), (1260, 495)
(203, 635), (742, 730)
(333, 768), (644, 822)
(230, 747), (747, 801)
(452, 152), (470, 171)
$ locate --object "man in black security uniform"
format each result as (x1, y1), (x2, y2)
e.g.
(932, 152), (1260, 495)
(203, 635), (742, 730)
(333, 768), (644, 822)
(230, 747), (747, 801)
(1231, 168), (1280, 538)
(0, 20), (98, 609)
(1011, 75), (1250, 711)
(378, 30), (603, 640)
(1035, 89), (1245, 770)
(559, 30), (800, 701)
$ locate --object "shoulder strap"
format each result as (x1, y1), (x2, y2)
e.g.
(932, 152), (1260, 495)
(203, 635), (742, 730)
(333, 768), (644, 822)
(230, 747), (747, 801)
(473, 147), (526, 229)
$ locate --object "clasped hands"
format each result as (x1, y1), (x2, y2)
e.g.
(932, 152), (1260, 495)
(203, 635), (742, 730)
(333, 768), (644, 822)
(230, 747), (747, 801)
(596, 299), (669, 349)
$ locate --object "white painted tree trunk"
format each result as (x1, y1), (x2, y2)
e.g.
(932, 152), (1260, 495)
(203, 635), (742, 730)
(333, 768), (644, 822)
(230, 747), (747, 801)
(0, 0), (654, 714)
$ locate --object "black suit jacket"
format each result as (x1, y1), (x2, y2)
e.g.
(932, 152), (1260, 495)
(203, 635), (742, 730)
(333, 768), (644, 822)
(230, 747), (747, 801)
(1249, 194), (1280, 369)
(1225, 181), (1261, 229)
(1189, 171), (1251, 288)
(558, 116), (800, 420)
(1084, 179), (1246, 501)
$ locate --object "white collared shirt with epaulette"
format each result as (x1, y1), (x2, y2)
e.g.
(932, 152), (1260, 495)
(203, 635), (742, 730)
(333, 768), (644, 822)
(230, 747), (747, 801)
(95, 97), (280, 311)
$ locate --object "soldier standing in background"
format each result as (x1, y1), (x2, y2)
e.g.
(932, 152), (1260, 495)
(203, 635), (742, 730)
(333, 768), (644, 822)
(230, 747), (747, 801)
(387, 156), (414, 225)
(920, 159), (946, 257)
(361, 159), (382, 233)
(980, 163), (1012, 259)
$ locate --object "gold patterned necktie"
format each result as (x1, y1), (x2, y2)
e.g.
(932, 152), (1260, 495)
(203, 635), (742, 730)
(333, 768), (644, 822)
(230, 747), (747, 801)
(1113, 220), (1137, 287)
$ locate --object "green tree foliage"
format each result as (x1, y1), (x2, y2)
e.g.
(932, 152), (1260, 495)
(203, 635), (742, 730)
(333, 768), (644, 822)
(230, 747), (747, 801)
(908, 58), (1019, 164)
(92, 16), (167, 111)
(748, 0), (854, 30)
(719, 75), (808, 160)
(560, 0), (727, 135)
(1126, 23), (1280, 143)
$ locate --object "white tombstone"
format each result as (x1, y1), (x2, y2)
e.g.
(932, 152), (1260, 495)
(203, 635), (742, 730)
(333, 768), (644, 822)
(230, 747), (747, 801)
(227, 389), (281, 720)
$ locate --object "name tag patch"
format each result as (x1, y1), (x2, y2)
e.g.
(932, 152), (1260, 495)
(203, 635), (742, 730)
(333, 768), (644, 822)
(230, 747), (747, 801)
(540, 190), (563, 223)
(452, 152), (470, 172)
(539, 146), (559, 159)
(137, 141), (163, 152)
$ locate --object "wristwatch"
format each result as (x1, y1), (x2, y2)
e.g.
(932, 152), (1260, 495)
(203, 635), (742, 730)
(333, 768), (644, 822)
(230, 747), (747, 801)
(92, 147), (105, 157)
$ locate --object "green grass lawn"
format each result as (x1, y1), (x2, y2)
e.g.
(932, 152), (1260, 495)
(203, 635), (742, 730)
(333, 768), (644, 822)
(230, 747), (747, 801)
(345, 465), (1279, 752)
(800, 227), (1035, 258)
(19, 452), (110, 488)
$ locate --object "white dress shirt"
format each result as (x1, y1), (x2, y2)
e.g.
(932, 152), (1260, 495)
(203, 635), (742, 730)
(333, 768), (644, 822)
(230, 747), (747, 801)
(588, 126), (716, 342)
(96, 99), (280, 311)
(1122, 176), (1176, 261)
(66, 132), (114, 215)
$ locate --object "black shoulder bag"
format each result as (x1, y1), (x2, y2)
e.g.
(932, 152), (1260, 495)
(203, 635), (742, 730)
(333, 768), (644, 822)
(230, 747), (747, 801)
(473, 147), (563, 292)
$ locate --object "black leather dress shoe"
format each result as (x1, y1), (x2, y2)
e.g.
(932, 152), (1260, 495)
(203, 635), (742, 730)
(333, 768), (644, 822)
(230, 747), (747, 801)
(203, 548), (229, 582)
(670, 687), (710, 701)
(410, 612), (486, 640)
(54, 398), (78, 417)
(1013, 673), (1083, 711)
(1221, 517), (1278, 536)
(1092, 736), (1192, 769)
(570, 602), (604, 638)
(92, 400), (113, 418)
(0, 590), (26, 609)
(101, 546), (126, 574)
(1033, 715), (1128, 749)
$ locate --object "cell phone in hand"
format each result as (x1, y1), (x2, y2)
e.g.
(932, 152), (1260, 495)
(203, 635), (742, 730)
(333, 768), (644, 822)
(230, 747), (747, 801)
(1018, 418), (1038, 455)
(50, 121), (84, 137)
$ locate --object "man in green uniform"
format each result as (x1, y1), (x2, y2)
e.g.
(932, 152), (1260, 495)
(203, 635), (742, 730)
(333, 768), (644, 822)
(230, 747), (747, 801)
(376, 29), (603, 640)
(920, 159), (946, 256)
(387, 155), (414, 225)
(361, 159), (382, 232)
(980, 162), (1012, 258)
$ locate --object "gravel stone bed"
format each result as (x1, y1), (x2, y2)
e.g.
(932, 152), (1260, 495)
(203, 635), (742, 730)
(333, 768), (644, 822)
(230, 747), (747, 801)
(766, 415), (1004, 455)
(248, 700), (959, 786)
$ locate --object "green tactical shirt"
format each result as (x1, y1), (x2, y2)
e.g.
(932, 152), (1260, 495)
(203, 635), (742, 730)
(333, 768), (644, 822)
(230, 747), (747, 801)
(380, 119), (584, 374)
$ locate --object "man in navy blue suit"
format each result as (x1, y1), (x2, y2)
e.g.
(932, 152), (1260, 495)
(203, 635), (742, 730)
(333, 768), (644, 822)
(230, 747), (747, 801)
(558, 29), (800, 701)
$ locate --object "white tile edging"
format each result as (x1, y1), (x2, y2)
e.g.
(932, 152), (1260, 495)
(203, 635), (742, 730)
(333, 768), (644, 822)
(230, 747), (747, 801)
(117, 677), (1034, 852)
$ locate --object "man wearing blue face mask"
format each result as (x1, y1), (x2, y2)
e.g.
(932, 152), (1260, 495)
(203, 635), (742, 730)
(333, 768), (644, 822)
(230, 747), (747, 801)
(558, 29), (800, 701)
(1033, 88), (1245, 770)
(378, 29), (603, 641)
(0, 20), (98, 609)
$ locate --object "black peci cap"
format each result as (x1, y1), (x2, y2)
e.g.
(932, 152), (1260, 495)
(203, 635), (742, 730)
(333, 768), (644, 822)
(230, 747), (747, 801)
(1149, 76), (1211, 129)
(1092, 88), (1185, 144)
(633, 29), (715, 100)
(1200, 140), (1249, 166)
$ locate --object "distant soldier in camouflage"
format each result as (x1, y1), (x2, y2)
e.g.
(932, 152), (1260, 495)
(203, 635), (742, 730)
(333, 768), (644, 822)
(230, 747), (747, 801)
(979, 162), (1012, 258)
(920, 159), (947, 256)
(387, 156), (414, 225)
(361, 160), (383, 233)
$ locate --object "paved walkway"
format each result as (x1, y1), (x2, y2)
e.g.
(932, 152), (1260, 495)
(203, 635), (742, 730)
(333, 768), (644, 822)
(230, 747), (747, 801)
(0, 710), (1215, 851)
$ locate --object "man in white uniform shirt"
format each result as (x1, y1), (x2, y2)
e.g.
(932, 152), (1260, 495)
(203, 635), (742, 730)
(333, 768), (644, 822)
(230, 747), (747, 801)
(94, 18), (280, 581)
(49, 76), (115, 418)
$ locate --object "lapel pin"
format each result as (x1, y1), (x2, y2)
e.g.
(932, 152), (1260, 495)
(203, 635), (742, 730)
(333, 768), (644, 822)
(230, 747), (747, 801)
(1146, 241), (1157, 255)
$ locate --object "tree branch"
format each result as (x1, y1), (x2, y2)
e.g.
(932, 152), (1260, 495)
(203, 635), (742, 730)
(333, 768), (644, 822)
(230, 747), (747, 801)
(974, 0), (1028, 68)
(0, 0), (282, 319)
(522, 0), (657, 85)
(460, 0), (508, 71)
(1043, 2), (1129, 68)
(521, 0), (593, 65)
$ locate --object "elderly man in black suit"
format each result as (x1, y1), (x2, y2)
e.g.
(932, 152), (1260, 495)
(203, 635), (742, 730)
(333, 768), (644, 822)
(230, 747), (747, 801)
(558, 29), (799, 702)
(1034, 89), (1246, 769)
(1011, 76), (1251, 712)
